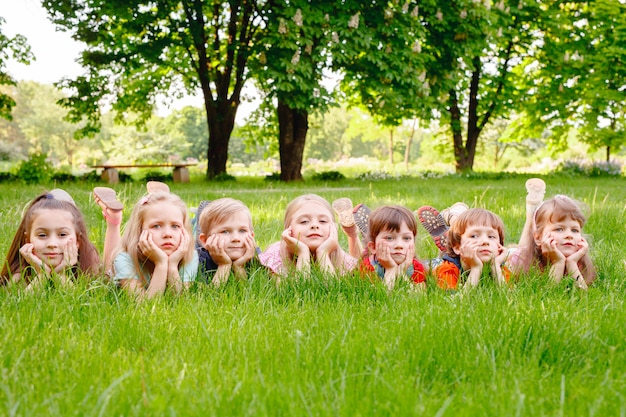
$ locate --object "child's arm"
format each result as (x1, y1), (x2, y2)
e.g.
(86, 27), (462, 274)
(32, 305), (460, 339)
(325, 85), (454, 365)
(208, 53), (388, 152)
(137, 230), (170, 298)
(459, 243), (483, 287)
(165, 228), (192, 293)
(316, 225), (340, 274)
(281, 227), (311, 272)
(491, 244), (508, 285)
(202, 233), (233, 286)
(564, 237), (589, 290)
(539, 233), (566, 283)
(19, 243), (52, 289)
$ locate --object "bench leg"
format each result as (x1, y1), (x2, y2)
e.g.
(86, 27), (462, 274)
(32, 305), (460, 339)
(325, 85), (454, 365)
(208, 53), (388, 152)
(101, 168), (119, 184)
(173, 167), (190, 183)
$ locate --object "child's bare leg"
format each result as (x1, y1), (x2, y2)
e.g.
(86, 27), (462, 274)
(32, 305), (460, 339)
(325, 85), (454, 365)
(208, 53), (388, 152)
(93, 187), (124, 275)
(332, 198), (363, 257)
(518, 178), (546, 249)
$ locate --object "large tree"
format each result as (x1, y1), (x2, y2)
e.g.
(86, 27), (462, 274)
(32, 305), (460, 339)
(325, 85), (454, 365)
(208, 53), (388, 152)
(43, 0), (263, 178)
(515, 0), (626, 160)
(338, 0), (545, 173)
(0, 17), (33, 121)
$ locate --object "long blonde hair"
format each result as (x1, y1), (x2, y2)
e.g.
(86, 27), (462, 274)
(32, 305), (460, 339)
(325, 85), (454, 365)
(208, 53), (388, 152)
(116, 191), (195, 285)
(283, 194), (335, 229)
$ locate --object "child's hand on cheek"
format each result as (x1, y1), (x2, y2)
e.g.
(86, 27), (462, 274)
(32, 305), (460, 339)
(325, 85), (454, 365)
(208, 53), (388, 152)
(494, 243), (508, 266)
(541, 233), (565, 264)
(168, 228), (189, 265)
(206, 233), (231, 266)
(317, 224), (339, 257)
(233, 234), (256, 268)
(375, 240), (397, 269)
(19, 243), (51, 273)
(567, 237), (588, 263)
(459, 241), (482, 270)
(139, 230), (167, 264)
(282, 226), (310, 257)
(54, 238), (78, 272)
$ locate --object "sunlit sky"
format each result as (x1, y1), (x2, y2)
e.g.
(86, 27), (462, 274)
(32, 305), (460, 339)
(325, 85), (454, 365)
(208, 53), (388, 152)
(0, 0), (259, 118)
(2, 0), (84, 83)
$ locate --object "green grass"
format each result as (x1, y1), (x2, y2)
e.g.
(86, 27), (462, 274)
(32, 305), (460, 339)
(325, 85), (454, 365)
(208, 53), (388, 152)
(1, 175), (626, 416)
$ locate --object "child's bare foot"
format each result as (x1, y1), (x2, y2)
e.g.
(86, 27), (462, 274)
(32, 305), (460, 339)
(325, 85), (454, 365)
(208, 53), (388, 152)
(332, 198), (357, 237)
(526, 178), (546, 217)
(93, 187), (123, 226)
(146, 181), (170, 194)
(526, 178), (546, 206)
(440, 202), (469, 227)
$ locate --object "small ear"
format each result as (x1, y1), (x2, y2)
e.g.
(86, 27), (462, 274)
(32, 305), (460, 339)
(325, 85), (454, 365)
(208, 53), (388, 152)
(452, 245), (461, 256)
(198, 232), (208, 245)
(250, 230), (255, 238)
(533, 233), (541, 247)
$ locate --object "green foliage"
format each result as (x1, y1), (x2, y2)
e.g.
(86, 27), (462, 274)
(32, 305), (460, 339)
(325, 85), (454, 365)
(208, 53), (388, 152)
(310, 170), (345, 181)
(0, 17), (34, 120)
(15, 152), (53, 184)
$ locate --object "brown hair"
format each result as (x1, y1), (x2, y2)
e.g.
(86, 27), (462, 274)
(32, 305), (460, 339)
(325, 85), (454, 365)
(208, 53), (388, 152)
(366, 205), (417, 248)
(1, 192), (101, 284)
(518, 195), (596, 284)
(445, 208), (505, 257)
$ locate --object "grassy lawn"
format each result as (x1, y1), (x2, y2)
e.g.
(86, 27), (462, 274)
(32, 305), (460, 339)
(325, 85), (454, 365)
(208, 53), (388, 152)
(1, 174), (625, 416)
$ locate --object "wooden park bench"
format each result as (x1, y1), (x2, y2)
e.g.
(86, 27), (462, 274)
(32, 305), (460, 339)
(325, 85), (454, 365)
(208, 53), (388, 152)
(91, 163), (197, 184)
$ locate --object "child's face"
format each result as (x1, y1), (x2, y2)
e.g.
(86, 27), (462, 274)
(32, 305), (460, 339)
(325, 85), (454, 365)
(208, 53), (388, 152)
(288, 202), (333, 252)
(456, 224), (501, 263)
(205, 211), (253, 261)
(28, 209), (79, 268)
(369, 221), (415, 265)
(536, 217), (583, 258)
(142, 202), (185, 255)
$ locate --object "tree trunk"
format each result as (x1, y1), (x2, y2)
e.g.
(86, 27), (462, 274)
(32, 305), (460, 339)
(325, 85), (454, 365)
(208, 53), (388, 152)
(204, 98), (237, 178)
(606, 146), (611, 162)
(388, 128), (394, 164)
(449, 89), (470, 172)
(277, 99), (307, 182)
(404, 118), (418, 170)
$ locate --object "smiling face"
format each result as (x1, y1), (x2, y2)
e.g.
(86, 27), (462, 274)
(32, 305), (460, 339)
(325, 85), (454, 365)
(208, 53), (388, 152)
(368, 221), (414, 264)
(28, 209), (78, 268)
(142, 202), (185, 255)
(455, 224), (501, 263)
(288, 202), (333, 252)
(536, 217), (583, 258)
(205, 210), (254, 261)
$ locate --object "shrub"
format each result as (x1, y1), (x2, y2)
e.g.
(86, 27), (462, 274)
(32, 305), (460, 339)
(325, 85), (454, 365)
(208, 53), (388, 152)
(51, 172), (76, 182)
(264, 172), (281, 182)
(310, 170), (345, 181)
(16, 153), (53, 184)
(212, 172), (236, 182)
(557, 159), (622, 177)
(141, 170), (172, 182)
(0, 171), (16, 182)
(79, 171), (102, 182)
